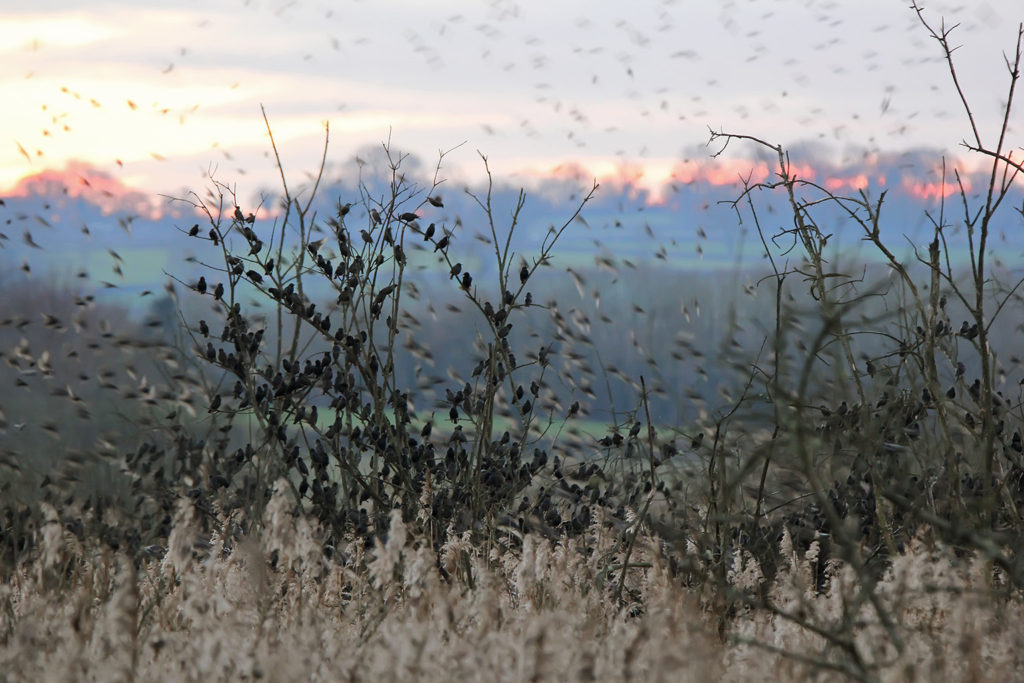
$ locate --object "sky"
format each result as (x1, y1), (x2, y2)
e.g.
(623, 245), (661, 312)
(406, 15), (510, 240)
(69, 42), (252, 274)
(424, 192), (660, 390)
(2, 0), (1021, 209)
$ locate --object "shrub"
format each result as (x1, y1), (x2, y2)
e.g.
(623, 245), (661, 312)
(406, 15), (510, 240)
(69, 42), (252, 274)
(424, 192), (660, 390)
(171, 122), (608, 548)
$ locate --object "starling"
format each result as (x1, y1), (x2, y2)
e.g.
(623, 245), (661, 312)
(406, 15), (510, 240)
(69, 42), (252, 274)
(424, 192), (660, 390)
(188, 223), (199, 236)
(23, 231), (42, 249)
(969, 379), (981, 401)
(520, 264), (529, 284)
(213, 282), (224, 300)
(460, 272), (472, 290)
(427, 195), (443, 207)
(196, 276), (207, 294)
(450, 263), (462, 279)
(434, 235), (449, 252)
(424, 223), (435, 241)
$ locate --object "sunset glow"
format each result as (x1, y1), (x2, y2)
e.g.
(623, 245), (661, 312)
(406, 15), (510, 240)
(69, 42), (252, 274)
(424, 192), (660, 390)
(5, 161), (160, 217)
(2, 2), (1021, 205)
(902, 178), (969, 200)
(824, 174), (870, 192)
(0, 13), (123, 52)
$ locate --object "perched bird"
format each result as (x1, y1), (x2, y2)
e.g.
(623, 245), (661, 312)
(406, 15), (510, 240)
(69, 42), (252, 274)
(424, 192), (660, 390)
(969, 379), (981, 401)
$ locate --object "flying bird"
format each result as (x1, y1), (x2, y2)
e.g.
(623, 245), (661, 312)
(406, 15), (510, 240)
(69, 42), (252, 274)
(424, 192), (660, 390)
(23, 231), (42, 249)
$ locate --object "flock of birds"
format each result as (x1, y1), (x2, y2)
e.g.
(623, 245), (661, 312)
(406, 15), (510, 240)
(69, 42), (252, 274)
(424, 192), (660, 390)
(1, 1), (1018, 520)
(10, 1), (995, 203)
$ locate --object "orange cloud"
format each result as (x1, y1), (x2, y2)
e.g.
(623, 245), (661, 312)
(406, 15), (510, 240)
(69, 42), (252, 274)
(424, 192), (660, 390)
(824, 174), (870, 191)
(3, 152), (1015, 221)
(6, 160), (161, 217)
(902, 178), (969, 200)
